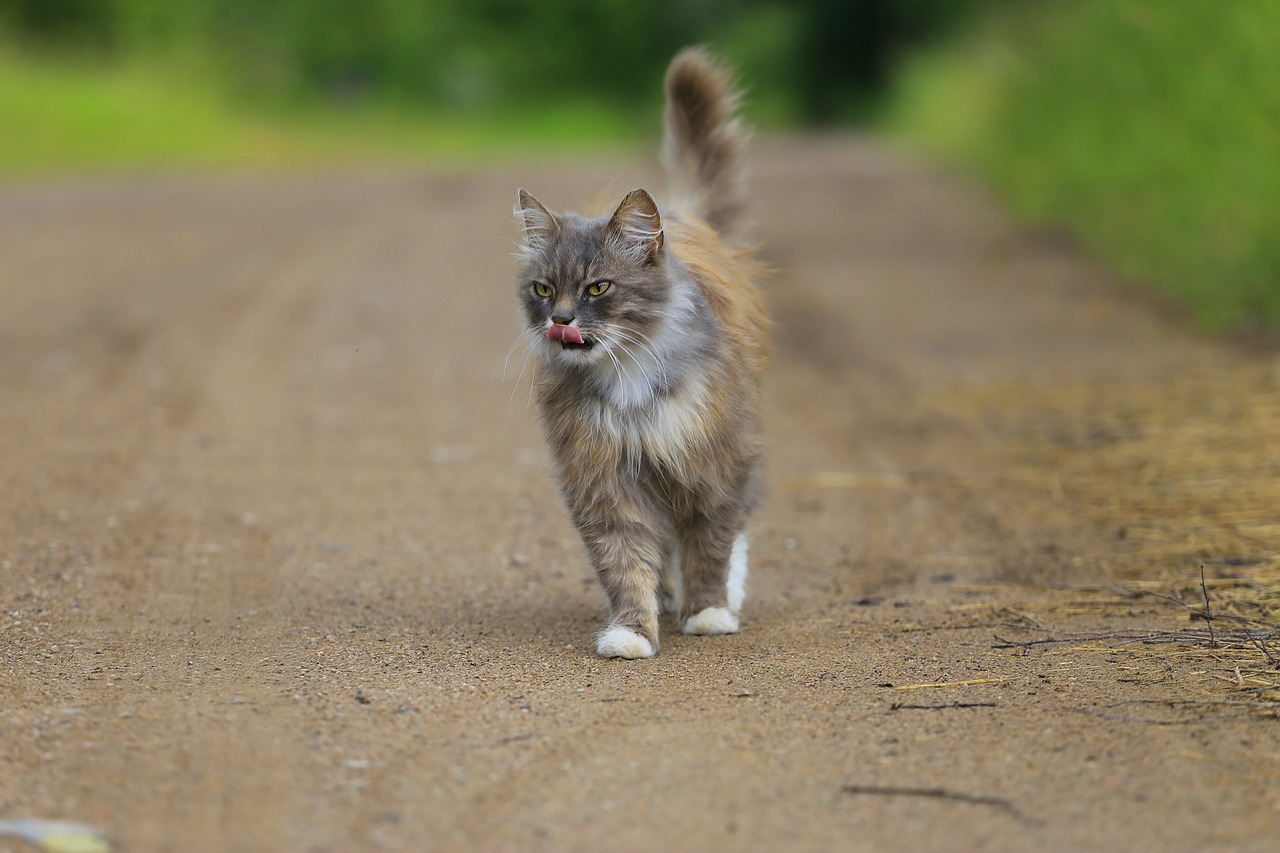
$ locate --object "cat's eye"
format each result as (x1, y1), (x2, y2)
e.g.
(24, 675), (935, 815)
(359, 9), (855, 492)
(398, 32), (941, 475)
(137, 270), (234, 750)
(587, 280), (612, 297)
(531, 281), (554, 298)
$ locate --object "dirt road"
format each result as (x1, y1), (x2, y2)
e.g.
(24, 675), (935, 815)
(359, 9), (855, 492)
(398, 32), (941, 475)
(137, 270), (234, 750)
(1, 138), (1276, 852)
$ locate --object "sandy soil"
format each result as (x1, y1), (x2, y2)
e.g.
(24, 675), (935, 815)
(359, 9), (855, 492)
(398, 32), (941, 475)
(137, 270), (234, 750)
(1, 137), (1276, 852)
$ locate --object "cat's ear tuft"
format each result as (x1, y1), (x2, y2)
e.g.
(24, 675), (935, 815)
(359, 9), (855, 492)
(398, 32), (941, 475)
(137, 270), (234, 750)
(515, 189), (558, 254)
(606, 188), (664, 263)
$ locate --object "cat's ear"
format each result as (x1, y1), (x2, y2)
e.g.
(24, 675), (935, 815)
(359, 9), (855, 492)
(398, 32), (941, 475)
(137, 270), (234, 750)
(606, 188), (664, 263)
(515, 189), (559, 254)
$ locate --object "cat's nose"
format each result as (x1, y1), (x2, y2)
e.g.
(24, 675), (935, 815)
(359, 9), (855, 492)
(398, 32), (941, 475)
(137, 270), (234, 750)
(551, 313), (575, 325)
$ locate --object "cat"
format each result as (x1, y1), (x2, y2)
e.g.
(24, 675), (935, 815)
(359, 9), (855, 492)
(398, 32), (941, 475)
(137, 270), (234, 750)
(512, 47), (768, 658)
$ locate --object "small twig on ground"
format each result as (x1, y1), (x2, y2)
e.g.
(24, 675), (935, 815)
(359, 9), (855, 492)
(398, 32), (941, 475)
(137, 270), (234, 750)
(1122, 586), (1274, 629)
(1199, 564), (1217, 648)
(1063, 708), (1193, 726)
(1106, 698), (1271, 709)
(1252, 637), (1280, 669)
(1064, 706), (1259, 725)
(890, 701), (998, 711)
(992, 634), (1060, 653)
(841, 784), (1026, 821)
(495, 733), (536, 746)
(993, 625), (1280, 652)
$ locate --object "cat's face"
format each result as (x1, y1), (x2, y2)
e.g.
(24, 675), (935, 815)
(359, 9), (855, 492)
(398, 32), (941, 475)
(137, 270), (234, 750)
(515, 189), (669, 372)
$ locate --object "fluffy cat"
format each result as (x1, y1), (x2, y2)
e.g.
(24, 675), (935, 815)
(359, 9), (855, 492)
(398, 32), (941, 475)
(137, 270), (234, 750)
(513, 48), (768, 658)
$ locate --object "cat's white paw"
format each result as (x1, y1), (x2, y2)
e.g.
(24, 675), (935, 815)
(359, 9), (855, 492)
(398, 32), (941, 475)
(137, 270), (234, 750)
(682, 606), (739, 636)
(596, 627), (656, 659)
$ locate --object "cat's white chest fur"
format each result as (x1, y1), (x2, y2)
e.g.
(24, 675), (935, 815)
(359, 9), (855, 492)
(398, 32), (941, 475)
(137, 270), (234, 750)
(581, 373), (709, 472)
(591, 344), (668, 410)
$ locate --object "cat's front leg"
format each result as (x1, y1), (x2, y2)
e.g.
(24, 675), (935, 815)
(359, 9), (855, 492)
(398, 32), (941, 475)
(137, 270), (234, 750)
(575, 502), (666, 659)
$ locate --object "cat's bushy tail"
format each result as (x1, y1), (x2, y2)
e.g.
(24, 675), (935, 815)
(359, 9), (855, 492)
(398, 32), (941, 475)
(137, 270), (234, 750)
(662, 47), (749, 242)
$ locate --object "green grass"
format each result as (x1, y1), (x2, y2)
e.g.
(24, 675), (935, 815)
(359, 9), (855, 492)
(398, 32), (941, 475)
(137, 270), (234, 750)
(0, 49), (644, 179)
(887, 0), (1280, 333)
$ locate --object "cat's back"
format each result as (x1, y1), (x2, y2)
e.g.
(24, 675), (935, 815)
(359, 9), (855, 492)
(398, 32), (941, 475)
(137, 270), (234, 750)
(667, 213), (769, 370)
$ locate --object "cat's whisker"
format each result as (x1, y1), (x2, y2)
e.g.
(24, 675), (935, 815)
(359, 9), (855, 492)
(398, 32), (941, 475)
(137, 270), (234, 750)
(610, 328), (666, 373)
(614, 343), (662, 401)
(501, 327), (538, 381)
(602, 321), (666, 363)
(598, 334), (645, 397)
(509, 355), (531, 407)
(510, 352), (533, 407)
(504, 328), (542, 407)
(602, 324), (670, 390)
(520, 337), (541, 408)
(598, 340), (628, 391)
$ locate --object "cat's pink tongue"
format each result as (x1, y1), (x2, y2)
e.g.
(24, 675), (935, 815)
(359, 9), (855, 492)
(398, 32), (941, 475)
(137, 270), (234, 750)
(548, 324), (584, 344)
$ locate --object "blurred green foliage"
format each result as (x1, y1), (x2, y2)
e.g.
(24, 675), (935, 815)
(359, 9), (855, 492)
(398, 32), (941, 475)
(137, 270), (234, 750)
(0, 0), (985, 121)
(0, 0), (992, 174)
(890, 0), (1280, 332)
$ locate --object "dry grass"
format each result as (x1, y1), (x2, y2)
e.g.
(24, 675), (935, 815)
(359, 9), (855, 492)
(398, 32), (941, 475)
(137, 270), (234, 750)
(949, 362), (1280, 703)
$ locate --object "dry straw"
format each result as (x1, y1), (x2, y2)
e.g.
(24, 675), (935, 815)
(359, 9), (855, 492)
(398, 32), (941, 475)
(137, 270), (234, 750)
(948, 362), (1280, 704)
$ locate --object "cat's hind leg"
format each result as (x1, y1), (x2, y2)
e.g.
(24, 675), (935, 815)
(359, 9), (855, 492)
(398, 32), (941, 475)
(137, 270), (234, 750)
(678, 515), (743, 636)
(660, 543), (684, 615)
(727, 531), (748, 614)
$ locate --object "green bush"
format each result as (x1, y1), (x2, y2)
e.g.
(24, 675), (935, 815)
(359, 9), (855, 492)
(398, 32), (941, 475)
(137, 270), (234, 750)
(890, 0), (1280, 332)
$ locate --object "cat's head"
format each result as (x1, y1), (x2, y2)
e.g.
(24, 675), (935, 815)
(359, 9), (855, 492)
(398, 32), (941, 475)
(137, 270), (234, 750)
(514, 188), (670, 371)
